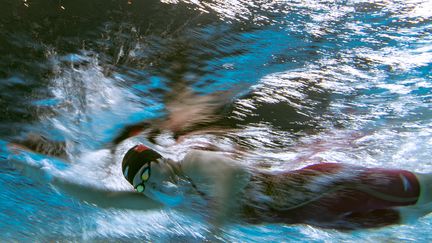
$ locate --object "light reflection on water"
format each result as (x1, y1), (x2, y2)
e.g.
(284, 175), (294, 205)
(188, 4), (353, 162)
(0, 0), (431, 241)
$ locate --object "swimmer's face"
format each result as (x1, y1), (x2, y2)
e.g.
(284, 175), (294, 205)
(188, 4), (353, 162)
(131, 157), (174, 193)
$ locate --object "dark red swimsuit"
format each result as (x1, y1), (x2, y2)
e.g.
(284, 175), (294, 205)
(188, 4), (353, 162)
(241, 163), (420, 229)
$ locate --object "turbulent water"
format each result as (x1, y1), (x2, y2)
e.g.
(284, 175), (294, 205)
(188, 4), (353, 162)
(1, 0), (432, 241)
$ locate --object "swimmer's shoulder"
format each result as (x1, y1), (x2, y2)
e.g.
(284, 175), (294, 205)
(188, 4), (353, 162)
(181, 149), (251, 188)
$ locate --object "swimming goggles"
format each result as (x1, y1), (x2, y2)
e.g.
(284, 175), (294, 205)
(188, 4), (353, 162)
(135, 163), (151, 193)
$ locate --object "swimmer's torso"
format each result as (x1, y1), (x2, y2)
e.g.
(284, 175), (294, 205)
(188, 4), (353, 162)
(240, 163), (420, 229)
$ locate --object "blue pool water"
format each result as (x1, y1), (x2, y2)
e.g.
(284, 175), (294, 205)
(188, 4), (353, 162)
(0, 0), (432, 241)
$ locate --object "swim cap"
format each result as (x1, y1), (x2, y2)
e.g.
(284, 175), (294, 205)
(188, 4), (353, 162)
(121, 144), (162, 185)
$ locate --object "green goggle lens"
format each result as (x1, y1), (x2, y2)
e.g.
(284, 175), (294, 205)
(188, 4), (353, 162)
(135, 164), (152, 193)
(136, 184), (144, 192)
(141, 168), (150, 181)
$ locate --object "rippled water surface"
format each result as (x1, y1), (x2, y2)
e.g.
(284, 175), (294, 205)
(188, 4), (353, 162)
(1, 0), (432, 241)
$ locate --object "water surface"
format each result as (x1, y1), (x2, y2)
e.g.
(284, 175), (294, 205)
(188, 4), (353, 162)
(1, 0), (432, 241)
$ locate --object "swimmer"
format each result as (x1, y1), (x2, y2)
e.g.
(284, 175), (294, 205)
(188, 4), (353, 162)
(114, 144), (432, 229)
(13, 139), (432, 230)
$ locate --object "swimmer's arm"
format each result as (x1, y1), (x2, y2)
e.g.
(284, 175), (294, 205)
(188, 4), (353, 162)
(52, 178), (164, 210)
(6, 146), (163, 211)
(109, 121), (155, 148)
(181, 150), (250, 225)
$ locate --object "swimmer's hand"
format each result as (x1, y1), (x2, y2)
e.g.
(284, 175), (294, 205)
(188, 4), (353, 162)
(10, 133), (68, 160)
(5, 142), (66, 183)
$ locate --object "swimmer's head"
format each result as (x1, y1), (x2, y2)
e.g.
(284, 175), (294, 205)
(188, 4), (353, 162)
(122, 144), (175, 193)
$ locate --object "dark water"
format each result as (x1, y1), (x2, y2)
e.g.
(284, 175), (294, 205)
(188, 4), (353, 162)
(1, 0), (432, 241)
